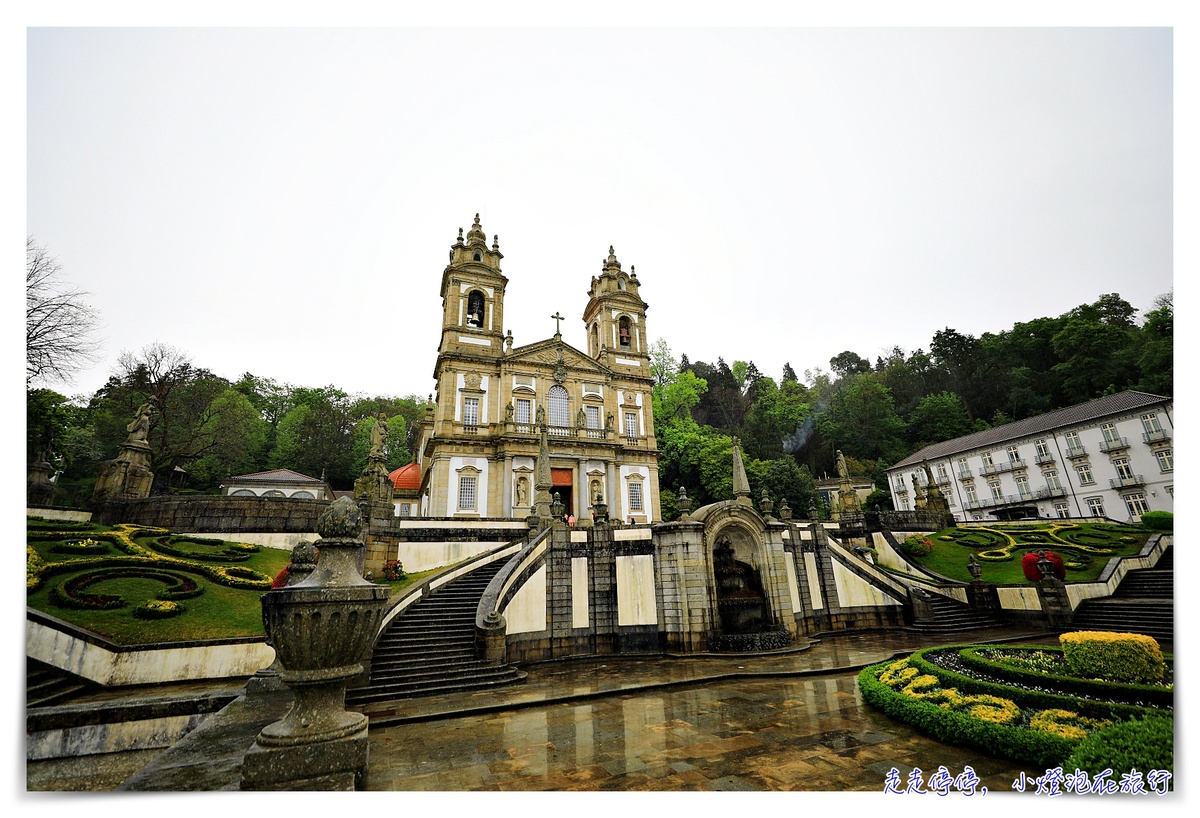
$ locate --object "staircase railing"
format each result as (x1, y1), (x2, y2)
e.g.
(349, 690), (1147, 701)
(475, 527), (552, 665)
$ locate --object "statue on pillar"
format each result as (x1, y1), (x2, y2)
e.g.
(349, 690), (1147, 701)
(835, 449), (861, 518)
(92, 396), (158, 509)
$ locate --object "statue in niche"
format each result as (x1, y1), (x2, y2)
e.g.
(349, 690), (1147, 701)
(605, 412), (614, 431)
(577, 408), (586, 428)
(505, 402), (514, 421)
(515, 476), (528, 507)
(536, 405), (546, 426)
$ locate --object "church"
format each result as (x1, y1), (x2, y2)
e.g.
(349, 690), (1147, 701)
(409, 215), (662, 524)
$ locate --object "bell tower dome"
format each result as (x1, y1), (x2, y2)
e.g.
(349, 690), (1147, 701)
(582, 246), (649, 377)
(438, 214), (507, 357)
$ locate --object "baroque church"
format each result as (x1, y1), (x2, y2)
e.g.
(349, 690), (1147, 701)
(410, 215), (662, 523)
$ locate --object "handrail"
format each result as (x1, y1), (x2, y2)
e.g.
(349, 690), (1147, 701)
(475, 526), (552, 631)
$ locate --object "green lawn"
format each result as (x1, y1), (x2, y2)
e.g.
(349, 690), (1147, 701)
(26, 518), (439, 646)
(897, 522), (1152, 584)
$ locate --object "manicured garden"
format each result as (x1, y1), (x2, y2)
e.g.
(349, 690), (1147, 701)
(26, 517), (434, 645)
(859, 631), (1173, 788)
(895, 521), (1156, 584)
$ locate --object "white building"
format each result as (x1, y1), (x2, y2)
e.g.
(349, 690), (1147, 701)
(221, 468), (334, 500)
(887, 391), (1173, 523)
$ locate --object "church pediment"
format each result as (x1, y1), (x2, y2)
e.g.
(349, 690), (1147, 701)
(507, 340), (611, 377)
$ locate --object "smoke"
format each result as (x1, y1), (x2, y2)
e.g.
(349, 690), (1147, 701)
(783, 400), (828, 455)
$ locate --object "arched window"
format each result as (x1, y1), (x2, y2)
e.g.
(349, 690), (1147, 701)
(590, 323), (599, 356)
(618, 316), (632, 349)
(466, 290), (485, 328)
(548, 385), (570, 428)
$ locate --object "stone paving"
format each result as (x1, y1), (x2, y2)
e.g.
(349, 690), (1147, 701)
(361, 627), (1066, 793)
(33, 626), (1128, 793)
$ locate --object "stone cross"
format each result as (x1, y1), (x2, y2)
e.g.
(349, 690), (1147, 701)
(551, 311), (564, 336)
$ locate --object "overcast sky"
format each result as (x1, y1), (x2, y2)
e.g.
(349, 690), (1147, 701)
(24, 20), (1177, 405)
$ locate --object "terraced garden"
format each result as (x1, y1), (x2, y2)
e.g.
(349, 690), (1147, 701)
(25, 517), (431, 645)
(896, 522), (1153, 584)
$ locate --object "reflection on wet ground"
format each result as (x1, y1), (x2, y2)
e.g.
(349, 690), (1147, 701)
(366, 629), (1064, 792)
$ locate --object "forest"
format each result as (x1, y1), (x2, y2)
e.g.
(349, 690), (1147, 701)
(28, 291), (1172, 516)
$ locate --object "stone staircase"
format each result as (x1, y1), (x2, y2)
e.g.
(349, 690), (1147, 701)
(26, 658), (96, 708)
(1071, 547), (1173, 642)
(906, 590), (1006, 633)
(346, 558), (525, 707)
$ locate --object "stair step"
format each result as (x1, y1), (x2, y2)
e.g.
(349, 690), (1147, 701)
(353, 557), (523, 705)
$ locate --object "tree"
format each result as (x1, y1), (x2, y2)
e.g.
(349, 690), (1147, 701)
(782, 362), (798, 383)
(829, 351), (871, 378)
(648, 338), (678, 387)
(907, 391), (973, 448)
(26, 237), (101, 385)
(1135, 292), (1172, 396)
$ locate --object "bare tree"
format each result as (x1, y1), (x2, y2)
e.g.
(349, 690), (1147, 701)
(26, 237), (101, 385)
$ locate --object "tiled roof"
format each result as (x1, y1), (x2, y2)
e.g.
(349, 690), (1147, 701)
(891, 391), (1171, 469)
(389, 462), (421, 490)
(226, 468), (324, 484)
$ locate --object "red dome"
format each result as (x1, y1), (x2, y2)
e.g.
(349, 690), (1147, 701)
(389, 462), (421, 490)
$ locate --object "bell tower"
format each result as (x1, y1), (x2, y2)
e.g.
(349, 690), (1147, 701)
(438, 214), (507, 357)
(582, 246), (649, 377)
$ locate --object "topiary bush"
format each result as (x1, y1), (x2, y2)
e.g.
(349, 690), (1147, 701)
(1138, 511), (1173, 531)
(1064, 716), (1174, 780)
(1060, 631), (1165, 684)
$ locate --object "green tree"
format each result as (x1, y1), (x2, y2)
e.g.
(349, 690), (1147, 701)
(1135, 293), (1172, 395)
(829, 350), (871, 378)
(907, 391), (973, 448)
(818, 374), (907, 463)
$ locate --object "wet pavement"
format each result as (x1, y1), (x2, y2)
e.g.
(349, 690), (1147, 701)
(362, 628), (1068, 793)
(33, 627), (1147, 794)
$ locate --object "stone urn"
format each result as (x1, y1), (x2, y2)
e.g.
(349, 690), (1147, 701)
(254, 497), (388, 748)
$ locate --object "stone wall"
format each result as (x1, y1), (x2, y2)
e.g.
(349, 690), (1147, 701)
(94, 495), (329, 532)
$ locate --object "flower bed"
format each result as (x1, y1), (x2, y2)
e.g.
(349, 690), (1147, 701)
(859, 642), (1173, 770)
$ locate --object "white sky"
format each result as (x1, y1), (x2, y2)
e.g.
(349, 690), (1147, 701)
(20, 10), (1181, 404)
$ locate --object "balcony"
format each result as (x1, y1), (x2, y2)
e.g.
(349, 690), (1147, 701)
(1007, 458), (1026, 470)
(1143, 429), (1171, 444)
(969, 492), (1038, 510)
(1035, 453), (1056, 466)
(1099, 437), (1130, 453)
(1035, 485), (1067, 499)
(957, 468), (973, 479)
(1064, 444), (1088, 459)
(1109, 474), (1146, 489)
(981, 463), (1001, 476)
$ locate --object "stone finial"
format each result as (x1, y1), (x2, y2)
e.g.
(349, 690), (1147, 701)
(316, 496), (363, 540)
(731, 437), (751, 501)
(456, 227), (464, 245)
(779, 498), (792, 521)
(677, 485), (692, 518)
(760, 489), (774, 516)
(493, 234), (500, 251)
(466, 213), (486, 244)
